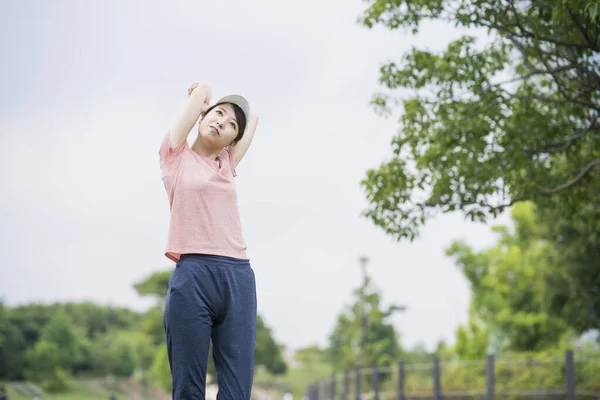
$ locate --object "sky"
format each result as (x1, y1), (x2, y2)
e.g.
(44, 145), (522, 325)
(0, 0), (511, 352)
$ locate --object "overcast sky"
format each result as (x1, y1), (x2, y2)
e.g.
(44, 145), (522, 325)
(0, 0), (510, 352)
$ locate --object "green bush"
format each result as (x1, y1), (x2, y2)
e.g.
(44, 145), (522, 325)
(24, 340), (73, 393)
(42, 367), (72, 392)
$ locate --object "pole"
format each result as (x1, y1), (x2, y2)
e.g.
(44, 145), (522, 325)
(358, 255), (369, 366)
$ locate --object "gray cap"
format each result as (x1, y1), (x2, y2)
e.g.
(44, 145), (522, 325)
(215, 94), (251, 123)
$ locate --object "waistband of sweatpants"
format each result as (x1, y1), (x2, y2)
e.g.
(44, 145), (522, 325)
(179, 253), (251, 268)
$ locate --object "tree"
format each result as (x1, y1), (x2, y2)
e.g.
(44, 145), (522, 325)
(62, 302), (142, 340)
(538, 204), (600, 334)
(7, 304), (57, 349)
(328, 269), (404, 372)
(358, 0), (600, 241)
(89, 331), (148, 378)
(255, 315), (288, 375)
(133, 270), (172, 301)
(294, 345), (329, 365)
(0, 306), (26, 380)
(454, 314), (491, 360)
(150, 345), (172, 393)
(401, 342), (434, 364)
(446, 202), (570, 352)
(133, 269), (172, 345)
(0, 302), (144, 380)
(39, 310), (82, 370)
(24, 340), (72, 393)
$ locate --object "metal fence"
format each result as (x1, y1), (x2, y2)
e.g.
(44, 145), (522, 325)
(305, 350), (600, 400)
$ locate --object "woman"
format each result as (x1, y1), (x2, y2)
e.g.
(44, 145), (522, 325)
(159, 81), (259, 399)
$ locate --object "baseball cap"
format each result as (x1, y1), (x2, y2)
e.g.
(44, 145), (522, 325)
(215, 94), (251, 123)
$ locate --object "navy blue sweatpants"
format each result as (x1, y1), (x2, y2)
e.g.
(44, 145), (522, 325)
(164, 254), (257, 400)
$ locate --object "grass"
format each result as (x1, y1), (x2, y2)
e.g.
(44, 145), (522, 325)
(4, 386), (96, 400)
(2, 378), (168, 400)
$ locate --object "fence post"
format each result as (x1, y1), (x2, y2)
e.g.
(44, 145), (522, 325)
(308, 383), (317, 400)
(355, 366), (361, 400)
(320, 378), (327, 400)
(565, 350), (575, 400)
(486, 354), (495, 400)
(342, 369), (349, 400)
(433, 356), (443, 400)
(373, 363), (380, 400)
(397, 361), (405, 400)
(331, 374), (336, 400)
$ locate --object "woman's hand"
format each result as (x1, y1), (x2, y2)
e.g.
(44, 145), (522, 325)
(188, 81), (212, 113)
(187, 82), (198, 97)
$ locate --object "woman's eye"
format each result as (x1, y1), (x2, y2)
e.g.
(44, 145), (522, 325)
(230, 122), (236, 128)
(216, 110), (223, 115)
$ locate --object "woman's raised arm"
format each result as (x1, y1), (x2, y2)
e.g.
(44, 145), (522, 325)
(169, 82), (212, 148)
(230, 110), (259, 167)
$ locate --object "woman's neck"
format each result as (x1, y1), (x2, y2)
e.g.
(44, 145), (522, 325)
(191, 138), (222, 159)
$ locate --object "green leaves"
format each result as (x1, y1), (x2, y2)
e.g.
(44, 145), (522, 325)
(328, 269), (404, 371)
(586, 1), (600, 22)
(359, 0), (445, 31)
(255, 315), (288, 375)
(24, 340), (73, 393)
(39, 311), (82, 370)
(446, 202), (570, 353)
(539, 203), (600, 334)
(447, 198), (599, 362)
(133, 269), (172, 300)
(358, 0), (600, 241)
(0, 316), (26, 380)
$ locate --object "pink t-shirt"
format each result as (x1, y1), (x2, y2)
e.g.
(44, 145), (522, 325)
(159, 131), (248, 262)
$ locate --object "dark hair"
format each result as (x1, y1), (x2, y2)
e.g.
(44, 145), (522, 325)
(203, 102), (247, 145)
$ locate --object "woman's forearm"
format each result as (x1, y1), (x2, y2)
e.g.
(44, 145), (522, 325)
(169, 83), (211, 148)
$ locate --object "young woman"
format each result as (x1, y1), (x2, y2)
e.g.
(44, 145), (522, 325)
(159, 81), (259, 399)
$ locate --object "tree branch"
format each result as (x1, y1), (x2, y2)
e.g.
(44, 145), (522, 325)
(449, 194), (529, 214)
(511, 93), (600, 111)
(483, 21), (597, 51)
(541, 160), (600, 195)
(507, 35), (540, 72)
(422, 157), (599, 217)
(525, 119), (599, 154)
(484, 195), (527, 212)
(503, 35), (589, 105)
(508, 0), (598, 51)
(530, 38), (576, 105)
(566, 7), (598, 50)
(490, 62), (580, 88)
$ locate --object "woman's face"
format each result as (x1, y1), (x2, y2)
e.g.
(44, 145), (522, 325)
(198, 103), (240, 147)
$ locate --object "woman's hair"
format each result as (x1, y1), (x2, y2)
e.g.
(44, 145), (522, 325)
(203, 103), (247, 145)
